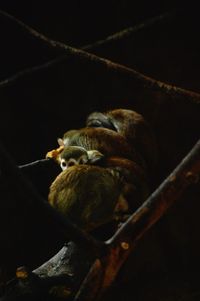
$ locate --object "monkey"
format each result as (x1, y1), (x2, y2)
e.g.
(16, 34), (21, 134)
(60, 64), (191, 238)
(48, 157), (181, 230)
(100, 156), (149, 210)
(55, 145), (149, 213)
(57, 127), (145, 169)
(46, 112), (153, 231)
(86, 108), (158, 172)
(57, 146), (104, 171)
(48, 164), (129, 232)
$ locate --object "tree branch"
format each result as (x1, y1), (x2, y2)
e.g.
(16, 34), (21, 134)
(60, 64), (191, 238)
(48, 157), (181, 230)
(19, 158), (51, 169)
(0, 9), (200, 103)
(75, 139), (200, 301)
(0, 55), (68, 88)
(0, 10), (173, 89)
(82, 10), (174, 49)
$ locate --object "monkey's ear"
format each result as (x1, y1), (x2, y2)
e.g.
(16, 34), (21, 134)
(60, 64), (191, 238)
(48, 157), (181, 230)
(87, 150), (104, 164)
(57, 138), (64, 146)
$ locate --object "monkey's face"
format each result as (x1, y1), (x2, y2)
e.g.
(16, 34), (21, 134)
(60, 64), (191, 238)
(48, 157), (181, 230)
(58, 146), (104, 171)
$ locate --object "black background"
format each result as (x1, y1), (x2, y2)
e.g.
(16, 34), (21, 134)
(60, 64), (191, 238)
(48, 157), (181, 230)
(0, 1), (198, 166)
(0, 1), (200, 300)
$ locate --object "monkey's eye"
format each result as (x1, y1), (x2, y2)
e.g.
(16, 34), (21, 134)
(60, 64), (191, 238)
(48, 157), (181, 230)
(68, 159), (77, 167)
(60, 159), (67, 170)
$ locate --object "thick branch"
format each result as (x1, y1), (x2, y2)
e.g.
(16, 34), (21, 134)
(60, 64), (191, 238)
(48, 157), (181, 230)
(109, 141), (200, 247)
(0, 10), (200, 103)
(75, 139), (200, 301)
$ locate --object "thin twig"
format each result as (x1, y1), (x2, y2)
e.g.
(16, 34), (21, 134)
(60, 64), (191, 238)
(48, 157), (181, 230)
(19, 158), (51, 169)
(0, 10), (174, 89)
(0, 9), (200, 103)
(0, 55), (68, 88)
(82, 11), (174, 49)
(75, 139), (200, 301)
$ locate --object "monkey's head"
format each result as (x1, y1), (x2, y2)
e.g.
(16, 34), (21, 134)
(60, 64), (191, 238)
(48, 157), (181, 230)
(58, 146), (104, 171)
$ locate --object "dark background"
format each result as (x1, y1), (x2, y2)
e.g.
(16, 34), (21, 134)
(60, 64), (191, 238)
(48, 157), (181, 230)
(0, 1), (200, 300)
(0, 1), (198, 166)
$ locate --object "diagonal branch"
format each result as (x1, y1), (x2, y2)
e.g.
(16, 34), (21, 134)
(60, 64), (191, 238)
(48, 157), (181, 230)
(0, 10), (174, 89)
(109, 140), (200, 247)
(0, 55), (68, 88)
(0, 9), (174, 50)
(0, 10), (200, 103)
(82, 10), (174, 49)
(75, 139), (200, 301)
